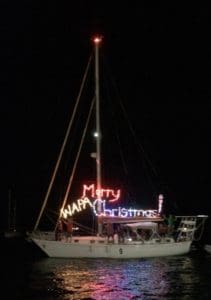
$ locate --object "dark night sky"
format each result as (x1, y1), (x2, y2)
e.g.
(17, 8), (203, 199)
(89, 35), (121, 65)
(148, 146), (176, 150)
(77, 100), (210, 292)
(1, 1), (211, 230)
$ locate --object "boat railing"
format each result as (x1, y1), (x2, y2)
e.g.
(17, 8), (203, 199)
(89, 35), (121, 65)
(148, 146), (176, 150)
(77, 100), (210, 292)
(175, 216), (197, 242)
(29, 230), (55, 240)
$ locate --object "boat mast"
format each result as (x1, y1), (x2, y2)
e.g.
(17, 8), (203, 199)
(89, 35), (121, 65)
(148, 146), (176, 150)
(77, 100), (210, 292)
(8, 188), (16, 232)
(93, 36), (102, 235)
(8, 189), (11, 231)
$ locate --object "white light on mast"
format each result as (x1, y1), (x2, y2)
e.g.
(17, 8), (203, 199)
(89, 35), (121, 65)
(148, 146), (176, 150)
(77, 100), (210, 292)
(158, 194), (164, 214)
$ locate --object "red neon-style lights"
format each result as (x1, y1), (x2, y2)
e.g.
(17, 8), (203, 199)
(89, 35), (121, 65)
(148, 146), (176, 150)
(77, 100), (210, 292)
(82, 184), (120, 202)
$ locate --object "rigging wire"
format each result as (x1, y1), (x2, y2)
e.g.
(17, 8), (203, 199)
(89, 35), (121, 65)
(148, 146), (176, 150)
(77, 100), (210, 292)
(103, 56), (158, 180)
(33, 55), (92, 231)
(55, 97), (95, 231)
(102, 56), (159, 205)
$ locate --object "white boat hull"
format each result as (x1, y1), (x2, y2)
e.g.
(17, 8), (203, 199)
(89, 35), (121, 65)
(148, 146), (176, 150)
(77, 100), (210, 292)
(31, 236), (192, 258)
(204, 244), (211, 254)
(4, 230), (23, 239)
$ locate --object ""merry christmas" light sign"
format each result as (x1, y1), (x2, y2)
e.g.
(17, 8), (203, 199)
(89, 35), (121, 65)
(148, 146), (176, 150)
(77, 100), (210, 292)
(61, 184), (162, 219)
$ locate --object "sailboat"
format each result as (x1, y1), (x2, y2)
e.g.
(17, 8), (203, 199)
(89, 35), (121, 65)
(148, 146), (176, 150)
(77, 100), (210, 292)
(28, 36), (208, 258)
(204, 244), (211, 254)
(4, 189), (23, 238)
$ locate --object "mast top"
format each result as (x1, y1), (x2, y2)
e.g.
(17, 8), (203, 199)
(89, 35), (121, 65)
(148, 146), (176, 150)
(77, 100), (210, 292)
(92, 35), (103, 44)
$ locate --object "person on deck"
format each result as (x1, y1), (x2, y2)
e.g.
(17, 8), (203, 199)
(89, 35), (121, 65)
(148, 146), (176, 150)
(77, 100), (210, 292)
(106, 223), (114, 242)
(117, 225), (125, 243)
(63, 217), (73, 241)
(167, 214), (175, 234)
(55, 220), (63, 241)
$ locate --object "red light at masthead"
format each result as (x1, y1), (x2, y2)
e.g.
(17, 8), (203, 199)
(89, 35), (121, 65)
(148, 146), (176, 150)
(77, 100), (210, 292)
(93, 36), (102, 44)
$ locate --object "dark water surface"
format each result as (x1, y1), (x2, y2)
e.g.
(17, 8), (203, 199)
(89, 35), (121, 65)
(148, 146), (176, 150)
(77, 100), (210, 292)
(2, 238), (211, 299)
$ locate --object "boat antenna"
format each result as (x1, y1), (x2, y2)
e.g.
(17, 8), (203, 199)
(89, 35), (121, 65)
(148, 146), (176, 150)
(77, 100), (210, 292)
(93, 35), (103, 235)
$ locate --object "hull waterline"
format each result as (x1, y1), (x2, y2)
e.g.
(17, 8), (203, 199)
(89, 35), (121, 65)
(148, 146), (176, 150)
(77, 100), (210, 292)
(31, 237), (192, 258)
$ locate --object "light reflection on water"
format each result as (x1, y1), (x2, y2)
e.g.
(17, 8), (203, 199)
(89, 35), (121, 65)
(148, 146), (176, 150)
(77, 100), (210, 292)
(53, 259), (170, 299)
(24, 254), (211, 299)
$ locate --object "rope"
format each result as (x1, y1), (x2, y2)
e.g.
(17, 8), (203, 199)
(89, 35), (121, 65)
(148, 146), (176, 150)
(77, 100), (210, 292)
(33, 55), (92, 231)
(55, 98), (95, 230)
